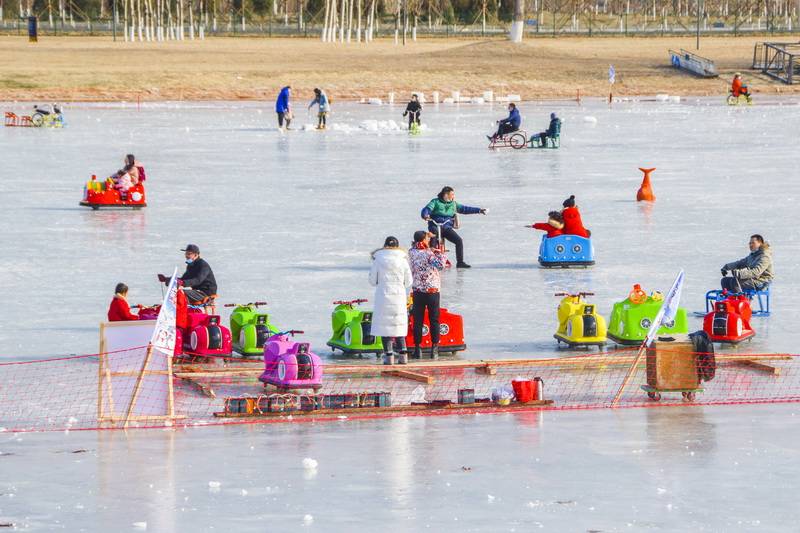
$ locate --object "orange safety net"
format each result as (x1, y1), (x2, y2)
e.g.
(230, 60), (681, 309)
(0, 346), (798, 432)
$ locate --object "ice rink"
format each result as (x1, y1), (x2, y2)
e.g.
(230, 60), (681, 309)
(1, 98), (798, 530)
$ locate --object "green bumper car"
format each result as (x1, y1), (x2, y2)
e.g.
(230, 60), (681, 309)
(607, 285), (689, 345)
(327, 299), (384, 355)
(225, 302), (280, 356)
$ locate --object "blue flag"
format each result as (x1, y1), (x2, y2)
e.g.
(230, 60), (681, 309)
(609, 65), (616, 85)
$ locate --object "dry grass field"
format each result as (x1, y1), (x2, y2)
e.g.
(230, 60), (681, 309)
(0, 35), (794, 101)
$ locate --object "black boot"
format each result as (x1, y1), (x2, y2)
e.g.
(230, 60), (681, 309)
(430, 344), (440, 360)
(412, 347), (422, 359)
(456, 262), (471, 269)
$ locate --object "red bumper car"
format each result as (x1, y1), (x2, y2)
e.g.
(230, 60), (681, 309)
(178, 307), (233, 356)
(703, 292), (755, 344)
(405, 307), (466, 355)
(80, 175), (146, 210)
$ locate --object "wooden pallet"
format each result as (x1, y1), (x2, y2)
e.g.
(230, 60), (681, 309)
(213, 399), (554, 419)
(175, 353), (793, 381)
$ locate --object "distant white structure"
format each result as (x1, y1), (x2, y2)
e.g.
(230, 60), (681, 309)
(509, 0), (524, 42)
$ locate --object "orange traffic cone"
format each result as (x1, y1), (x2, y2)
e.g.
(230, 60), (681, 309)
(637, 167), (656, 202)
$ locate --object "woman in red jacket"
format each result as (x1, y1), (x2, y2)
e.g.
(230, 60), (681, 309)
(107, 283), (139, 322)
(561, 195), (590, 238)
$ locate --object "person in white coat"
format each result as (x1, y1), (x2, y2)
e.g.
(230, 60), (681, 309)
(369, 236), (413, 365)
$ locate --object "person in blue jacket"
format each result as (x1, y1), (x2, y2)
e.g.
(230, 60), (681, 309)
(421, 186), (487, 269)
(308, 88), (331, 130)
(275, 85), (292, 130)
(488, 103), (521, 142)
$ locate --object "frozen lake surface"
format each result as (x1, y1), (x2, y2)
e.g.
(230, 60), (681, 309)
(1, 98), (799, 530)
(0, 99), (798, 360)
(2, 403), (800, 531)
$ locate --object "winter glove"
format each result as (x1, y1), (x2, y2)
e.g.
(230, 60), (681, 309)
(721, 268), (728, 276)
(157, 274), (168, 283)
(480, 208), (488, 215)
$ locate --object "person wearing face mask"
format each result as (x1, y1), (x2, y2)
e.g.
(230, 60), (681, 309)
(159, 244), (218, 312)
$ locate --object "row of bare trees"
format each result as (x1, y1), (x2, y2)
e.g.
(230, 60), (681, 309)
(4, 0), (800, 41)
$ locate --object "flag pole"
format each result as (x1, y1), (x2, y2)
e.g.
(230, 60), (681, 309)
(611, 341), (647, 406)
(611, 269), (684, 407)
(608, 64), (615, 106)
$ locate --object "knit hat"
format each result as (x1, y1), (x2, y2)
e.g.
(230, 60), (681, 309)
(562, 195), (576, 208)
(413, 230), (428, 243)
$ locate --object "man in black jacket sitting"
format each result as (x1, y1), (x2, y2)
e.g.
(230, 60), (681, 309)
(159, 244), (218, 311)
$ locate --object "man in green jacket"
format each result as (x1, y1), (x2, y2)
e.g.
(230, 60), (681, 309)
(721, 234), (773, 292)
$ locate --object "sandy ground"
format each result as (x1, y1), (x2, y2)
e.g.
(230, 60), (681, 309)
(0, 35), (795, 101)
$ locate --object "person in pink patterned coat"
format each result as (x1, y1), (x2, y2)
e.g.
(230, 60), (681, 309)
(408, 230), (446, 359)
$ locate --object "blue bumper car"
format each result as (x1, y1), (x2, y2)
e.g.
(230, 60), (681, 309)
(538, 235), (595, 268)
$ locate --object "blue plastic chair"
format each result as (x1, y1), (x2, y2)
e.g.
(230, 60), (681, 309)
(704, 285), (770, 316)
(747, 286), (771, 316)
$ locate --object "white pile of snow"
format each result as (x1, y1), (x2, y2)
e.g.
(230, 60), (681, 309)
(358, 120), (401, 132)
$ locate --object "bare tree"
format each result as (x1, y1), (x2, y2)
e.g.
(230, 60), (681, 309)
(509, 0), (523, 41)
